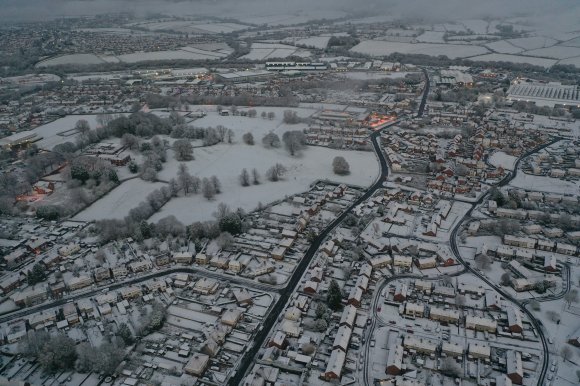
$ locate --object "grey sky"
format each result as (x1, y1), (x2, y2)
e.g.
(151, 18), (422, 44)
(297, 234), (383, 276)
(0, 0), (578, 31)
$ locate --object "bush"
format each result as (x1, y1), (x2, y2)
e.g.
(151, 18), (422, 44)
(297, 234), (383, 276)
(242, 132), (254, 145)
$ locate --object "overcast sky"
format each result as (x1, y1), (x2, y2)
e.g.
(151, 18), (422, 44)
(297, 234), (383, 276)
(0, 0), (578, 31)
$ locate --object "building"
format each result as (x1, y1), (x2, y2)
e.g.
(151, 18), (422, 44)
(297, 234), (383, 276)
(332, 325), (352, 352)
(323, 349), (346, 380)
(393, 282), (408, 302)
(506, 351), (523, 385)
(339, 305), (357, 328)
(468, 343), (491, 360)
(429, 306), (460, 324)
(507, 81), (580, 107)
(403, 336), (437, 355)
(66, 275), (93, 291)
(193, 278), (219, 295)
(268, 331), (287, 350)
(404, 302), (425, 318)
(173, 251), (193, 264)
(442, 342), (464, 358)
(120, 286), (142, 300)
(94, 267), (111, 282)
(465, 315), (497, 333)
(184, 353), (210, 376)
(506, 307), (523, 333)
(386, 344), (404, 375)
(221, 308), (242, 327)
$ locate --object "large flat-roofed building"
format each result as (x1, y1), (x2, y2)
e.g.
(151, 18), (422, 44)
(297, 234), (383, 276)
(184, 353), (210, 376)
(0, 131), (39, 149)
(216, 70), (273, 83)
(507, 81), (580, 107)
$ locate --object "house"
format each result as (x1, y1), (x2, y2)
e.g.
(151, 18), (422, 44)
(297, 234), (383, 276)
(429, 306), (460, 324)
(348, 287), (363, 307)
(303, 280), (318, 295)
(120, 286), (142, 300)
(340, 305), (357, 328)
(442, 342), (464, 358)
(232, 288), (253, 306)
(323, 349), (346, 380)
(556, 243), (577, 256)
(393, 282), (408, 302)
(465, 315), (497, 333)
(507, 307), (523, 333)
(58, 243), (80, 257)
(221, 308), (242, 327)
(193, 278), (219, 295)
(544, 255), (557, 272)
(184, 353), (210, 376)
(268, 331), (287, 350)
(415, 256), (437, 269)
(468, 343), (491, 360)
(332, 325), (352, 352)
(393, 255), (413, 268)
(386, 344), (404, 375)
(195, 253), (208, 265)
(403, 336), (437, 355)
(173, 252), (193, 264)
(94, 267), (111, 282)
(66, 275), (93, 291)
(405, 302), (424, 318)
(0, 275), (22, 295)
(485, 291), (501, 310)
(506, 351), (523, 385)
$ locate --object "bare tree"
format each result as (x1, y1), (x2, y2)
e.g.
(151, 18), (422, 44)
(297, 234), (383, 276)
(282, 130), (306, 156)
(546, 310), (559, 322)
(332, 156), (350, 175)
(177, 163), (194, 195)
(216, 125), (228, 142)
(261, 111), (267, 119)
(173, 139), (194, 161)
(474, 254), (492, 271)
(252, 168), (260, 185)
(226, 129), (235, 144)
(266, 163), (287, 182)
(211, 176), (221, 194)
(267, 112), (275, 120)
(242, 132), (254, 145)
(500, 272), (512, 286)
(121, 133), (139, 150)
(202, 178), (215, 200)
(240, 169), (250, 187)
(262, 132), (281, 148)
(248, 109), (257, 118)
(215, 232), (234, 250)
(561, 346), (573, 362)
(565, 289), (579, 306)
(75, 119), (91, 136)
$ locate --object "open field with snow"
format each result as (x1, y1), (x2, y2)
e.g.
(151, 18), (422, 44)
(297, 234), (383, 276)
(522, 46), (580, 59)
(32, 114), (105, 150)
(468, 53), (557, 68)
(150, 144), (378, 224)
(241, 42), (311, 60)
(488, 151), (518, 171)
(73, 179), (166, 221)
(37, 45), (231, 67)
(350, 40), (489, 59)
(485, 40), (523, 54)
(510, 172), (579, 194)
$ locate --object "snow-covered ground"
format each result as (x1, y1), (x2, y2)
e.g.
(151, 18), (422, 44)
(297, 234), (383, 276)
(468, 53), (558, 68)
(488, 151), (518, 171)
(31, 114), (105, 150)
(339, 71), (409, 81)
(510, 172), (580, 194)
(73, 179), (166, 221)
(350, 40), (489, 59)
(241, 42), (311, 60)
(150, 144), (378, 224)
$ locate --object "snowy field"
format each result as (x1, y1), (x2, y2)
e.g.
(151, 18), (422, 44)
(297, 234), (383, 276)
(485, 40), (524, 54)
(488, 151), (518, 171)
(241, 42), (311, 60)
(31, 114), (104, 150)
(350, 40), (489, 59)
(416, 31), (446, 43)
(522, 45), (580, 59)
(37, 45), (230, 67)
(37, 54), (106, 67)
(506, 36), (558, 50)
(510, 172), (579, 194)
(150, 145), (378, 224)
(129, 20), (248, 34)
(287, 36), (331, 49)
(73, 179), (166, 221)
(468, 53), (557, 68)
